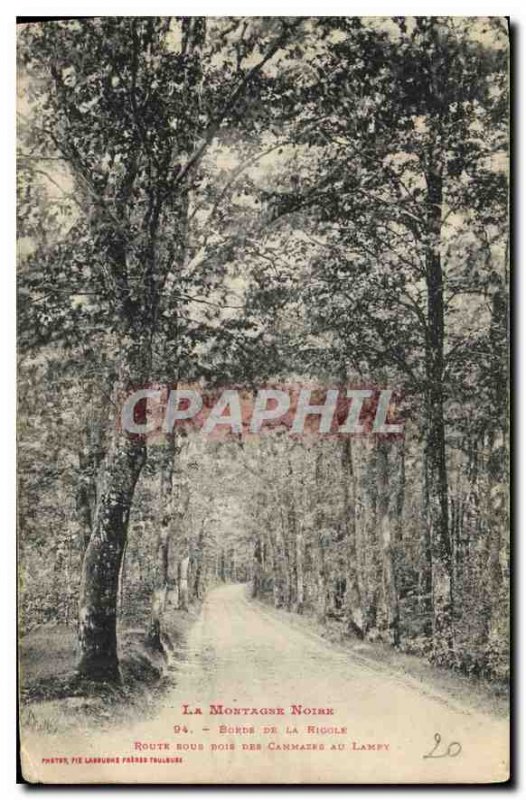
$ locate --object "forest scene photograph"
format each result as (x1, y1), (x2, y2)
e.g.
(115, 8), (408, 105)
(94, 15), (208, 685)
(17, 16), (509, 784)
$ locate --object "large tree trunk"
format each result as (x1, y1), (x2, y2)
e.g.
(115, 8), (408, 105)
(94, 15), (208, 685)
(76, 339), (150, 683)
(76, 433), (146, 682)
(147, 436), (176, 652)
(77, 410), (106, 550)
(424, 164), (453, 654)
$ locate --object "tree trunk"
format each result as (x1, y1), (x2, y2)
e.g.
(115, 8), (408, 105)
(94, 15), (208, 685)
(419, 444), (433, 636)
(295, 530), (305, 614)
(193, 519), (207, 599)
(284, 460), (299, 612)
(76, 433), (146, 682)
(274, 503), (291, 608)
(178, 551), (191, 610)
(265, 526), (282, 607)
(482, 276), (509, 644)
(424, 164), (453, 654)
(252, 537), (264, 598)
(377, 439), (400, 646)
(77, 413), (105, 550)
(76, 338), (150, 683)
(147, 436), (176, 652)
(363, 442), (379, 634)
(341, 438), (363, 637)
(314, 452), (329, 623)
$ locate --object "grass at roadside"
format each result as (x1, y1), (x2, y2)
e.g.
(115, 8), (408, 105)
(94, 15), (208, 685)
(19, 600), (201, 734)
(251, 590), (509, 720)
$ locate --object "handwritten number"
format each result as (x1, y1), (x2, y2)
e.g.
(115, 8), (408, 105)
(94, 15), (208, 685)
(424, 732), (442, 758)
(423, 733), (462, 759)
(446, 741), (462, 757)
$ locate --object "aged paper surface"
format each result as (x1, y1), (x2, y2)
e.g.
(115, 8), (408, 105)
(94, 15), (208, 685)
(18, 17), (509, 784)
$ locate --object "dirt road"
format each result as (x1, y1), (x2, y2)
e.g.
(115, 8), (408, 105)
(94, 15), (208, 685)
(23, 584), (509, 783)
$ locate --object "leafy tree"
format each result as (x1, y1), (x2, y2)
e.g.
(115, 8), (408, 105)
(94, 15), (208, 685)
(19, 16), (310, 681)
(266, 17), (508, 652)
